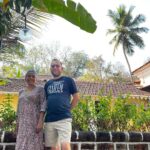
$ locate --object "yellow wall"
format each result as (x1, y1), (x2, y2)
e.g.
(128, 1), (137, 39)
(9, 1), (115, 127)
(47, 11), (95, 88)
(0, 92), (148, 112)
(0, 92), (18, 111)
(127, 97), (148, 106)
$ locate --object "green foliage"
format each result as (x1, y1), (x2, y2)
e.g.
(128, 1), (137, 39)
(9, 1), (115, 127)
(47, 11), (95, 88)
(32, 0), (97, 33)
(72, 96), (96, 131)
(0, 7), (12, 37)
(133, 105), (150, 131)
(0, 78), (11, 86)
(16, 68), (21, 78)
(63, 51), (89, 78)
(0, 94), (16, 131)
(72, 94), (150, 131)
(13, 0), (97, 33)
(95, 96), (112, 131)
(15, 0), (32, 14)
(111, 95), (137, 131)
(0, 42), (25, 63)
(1, 65), (23, 78)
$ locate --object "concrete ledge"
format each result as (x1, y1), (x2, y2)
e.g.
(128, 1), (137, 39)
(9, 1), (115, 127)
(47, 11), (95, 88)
(71, 131), (150, 142)
(1, 131), (150, 143)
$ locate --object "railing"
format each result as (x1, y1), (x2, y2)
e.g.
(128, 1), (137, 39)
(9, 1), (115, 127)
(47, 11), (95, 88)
(0, 131), (150, 150)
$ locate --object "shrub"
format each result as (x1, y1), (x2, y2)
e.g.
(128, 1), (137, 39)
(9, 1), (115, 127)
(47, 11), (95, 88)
(0, 93), (16, 131)
(72, 94), (150, 132)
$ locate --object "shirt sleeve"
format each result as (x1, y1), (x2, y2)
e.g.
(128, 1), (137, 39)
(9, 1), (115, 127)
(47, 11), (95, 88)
(39, 87), (47, 112)
(44, 82), (48, 99)
(69, 78), (78, 94)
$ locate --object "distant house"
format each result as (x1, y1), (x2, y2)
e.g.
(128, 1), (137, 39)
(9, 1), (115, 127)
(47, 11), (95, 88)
(132, 61), (150, 92)
(0, 78), (150, 107)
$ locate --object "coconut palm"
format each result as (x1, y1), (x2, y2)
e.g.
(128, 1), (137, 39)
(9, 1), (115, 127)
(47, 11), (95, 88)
(107, 5), (148, 82)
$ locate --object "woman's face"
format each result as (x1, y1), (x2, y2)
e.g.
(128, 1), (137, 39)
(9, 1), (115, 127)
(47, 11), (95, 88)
(25, 74), (36, 86)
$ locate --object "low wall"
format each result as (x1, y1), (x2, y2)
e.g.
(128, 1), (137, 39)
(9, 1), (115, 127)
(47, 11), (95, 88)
(0, 131), (150, 150)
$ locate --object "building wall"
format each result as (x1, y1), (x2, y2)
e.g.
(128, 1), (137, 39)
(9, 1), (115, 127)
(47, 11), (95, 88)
(133, 63), (150, 87)
(0, 92), (18, 111)
(0, 92), (149, 112)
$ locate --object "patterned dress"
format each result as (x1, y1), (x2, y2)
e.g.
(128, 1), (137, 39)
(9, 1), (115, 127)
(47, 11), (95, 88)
(15, 86), (46, 150)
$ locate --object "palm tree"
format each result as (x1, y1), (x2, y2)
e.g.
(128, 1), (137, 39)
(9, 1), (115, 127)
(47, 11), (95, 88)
(107, 5), (148, 82)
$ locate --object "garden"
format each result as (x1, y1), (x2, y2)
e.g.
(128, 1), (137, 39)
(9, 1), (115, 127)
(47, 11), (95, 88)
(0, 93), (150, 132)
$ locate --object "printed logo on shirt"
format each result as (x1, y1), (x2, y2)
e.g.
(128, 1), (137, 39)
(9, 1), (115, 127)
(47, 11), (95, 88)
(47, 81), (64, 94)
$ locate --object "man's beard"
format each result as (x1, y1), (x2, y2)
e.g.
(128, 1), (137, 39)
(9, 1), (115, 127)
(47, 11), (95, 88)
(51, 72), (61, 78)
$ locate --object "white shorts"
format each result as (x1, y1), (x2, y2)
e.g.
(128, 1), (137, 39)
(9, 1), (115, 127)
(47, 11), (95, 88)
(44, 118), (72, 147)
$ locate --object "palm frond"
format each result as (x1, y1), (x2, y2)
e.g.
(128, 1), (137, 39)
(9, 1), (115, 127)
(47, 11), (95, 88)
(109, 34), (118, 44)
(107, 9), (120, 26)
(123, 6), (134, 26)
(129, 32), (145, 49)
(113, 34), (122, 55)
(130, 27), (149, 34)
(129, 14), (146, 27)
(1, 8), (53, 49)
(123, 37), (134, 56)
(106, 29), (117, 35)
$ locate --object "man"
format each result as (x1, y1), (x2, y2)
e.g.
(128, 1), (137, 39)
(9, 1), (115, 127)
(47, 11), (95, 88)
(44, 58), (79, 150)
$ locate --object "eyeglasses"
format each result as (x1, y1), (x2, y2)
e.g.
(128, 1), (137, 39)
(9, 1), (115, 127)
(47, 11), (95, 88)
(51, 64), (61, 68)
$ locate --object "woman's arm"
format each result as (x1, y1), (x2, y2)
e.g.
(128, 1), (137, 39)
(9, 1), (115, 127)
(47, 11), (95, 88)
(36, 111), (45, 133)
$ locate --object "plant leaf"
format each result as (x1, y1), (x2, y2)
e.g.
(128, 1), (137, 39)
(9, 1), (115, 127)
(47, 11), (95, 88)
(32, 0), (97, 33)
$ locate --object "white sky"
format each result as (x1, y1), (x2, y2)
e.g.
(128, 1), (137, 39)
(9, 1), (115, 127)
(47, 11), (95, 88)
(29, 0), (150, 72)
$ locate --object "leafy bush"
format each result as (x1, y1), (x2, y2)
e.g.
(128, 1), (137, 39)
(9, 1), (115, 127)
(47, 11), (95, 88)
(0, 78), (11, 86)
(72, 94), (150, 132)
(72, 96), (97, 131)
(0, 93), (16, 131)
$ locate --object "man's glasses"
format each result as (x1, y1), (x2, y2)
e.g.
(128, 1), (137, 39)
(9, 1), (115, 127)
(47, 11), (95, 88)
(51, 64), (61, 68)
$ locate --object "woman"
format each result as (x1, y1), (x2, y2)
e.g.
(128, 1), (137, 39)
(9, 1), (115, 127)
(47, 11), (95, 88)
(15, 70), (46, 150)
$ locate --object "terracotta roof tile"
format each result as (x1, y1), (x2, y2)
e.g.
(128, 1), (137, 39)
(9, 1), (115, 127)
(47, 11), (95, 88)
(0, 79), (150, 98)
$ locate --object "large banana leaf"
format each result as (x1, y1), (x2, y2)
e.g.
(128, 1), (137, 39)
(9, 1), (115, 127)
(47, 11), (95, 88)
(32, 0), (97, 33)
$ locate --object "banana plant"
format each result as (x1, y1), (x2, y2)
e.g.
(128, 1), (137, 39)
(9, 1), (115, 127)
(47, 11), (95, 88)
(15, 0), (97, 33)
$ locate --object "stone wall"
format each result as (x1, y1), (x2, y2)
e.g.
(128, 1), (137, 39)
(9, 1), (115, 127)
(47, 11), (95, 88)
(0, 131), (150, 150)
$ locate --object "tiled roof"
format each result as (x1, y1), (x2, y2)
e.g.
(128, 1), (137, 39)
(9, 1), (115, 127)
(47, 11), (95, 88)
(0, 79), (150, 98)
(76, 81), (150, 97)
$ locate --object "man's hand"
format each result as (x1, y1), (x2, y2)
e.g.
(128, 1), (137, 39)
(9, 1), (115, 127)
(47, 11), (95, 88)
(71, 93), (79, 110)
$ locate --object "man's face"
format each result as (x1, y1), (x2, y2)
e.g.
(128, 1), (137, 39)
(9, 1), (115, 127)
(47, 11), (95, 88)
(50, 60), (63, 77)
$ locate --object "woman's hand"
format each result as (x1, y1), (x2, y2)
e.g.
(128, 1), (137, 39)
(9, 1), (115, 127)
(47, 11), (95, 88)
(36, 112), (45, 133)
(36, 121), (43, 133)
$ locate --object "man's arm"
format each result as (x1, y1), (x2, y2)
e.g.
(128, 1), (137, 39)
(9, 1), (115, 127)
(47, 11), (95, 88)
(71, 92), (80, 110)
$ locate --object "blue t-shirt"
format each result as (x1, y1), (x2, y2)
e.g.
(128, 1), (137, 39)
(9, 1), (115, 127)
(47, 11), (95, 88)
(44, 76), (78, 122)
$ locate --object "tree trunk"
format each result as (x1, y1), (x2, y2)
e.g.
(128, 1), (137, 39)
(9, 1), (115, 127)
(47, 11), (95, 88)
(123, 46), (133, 83)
